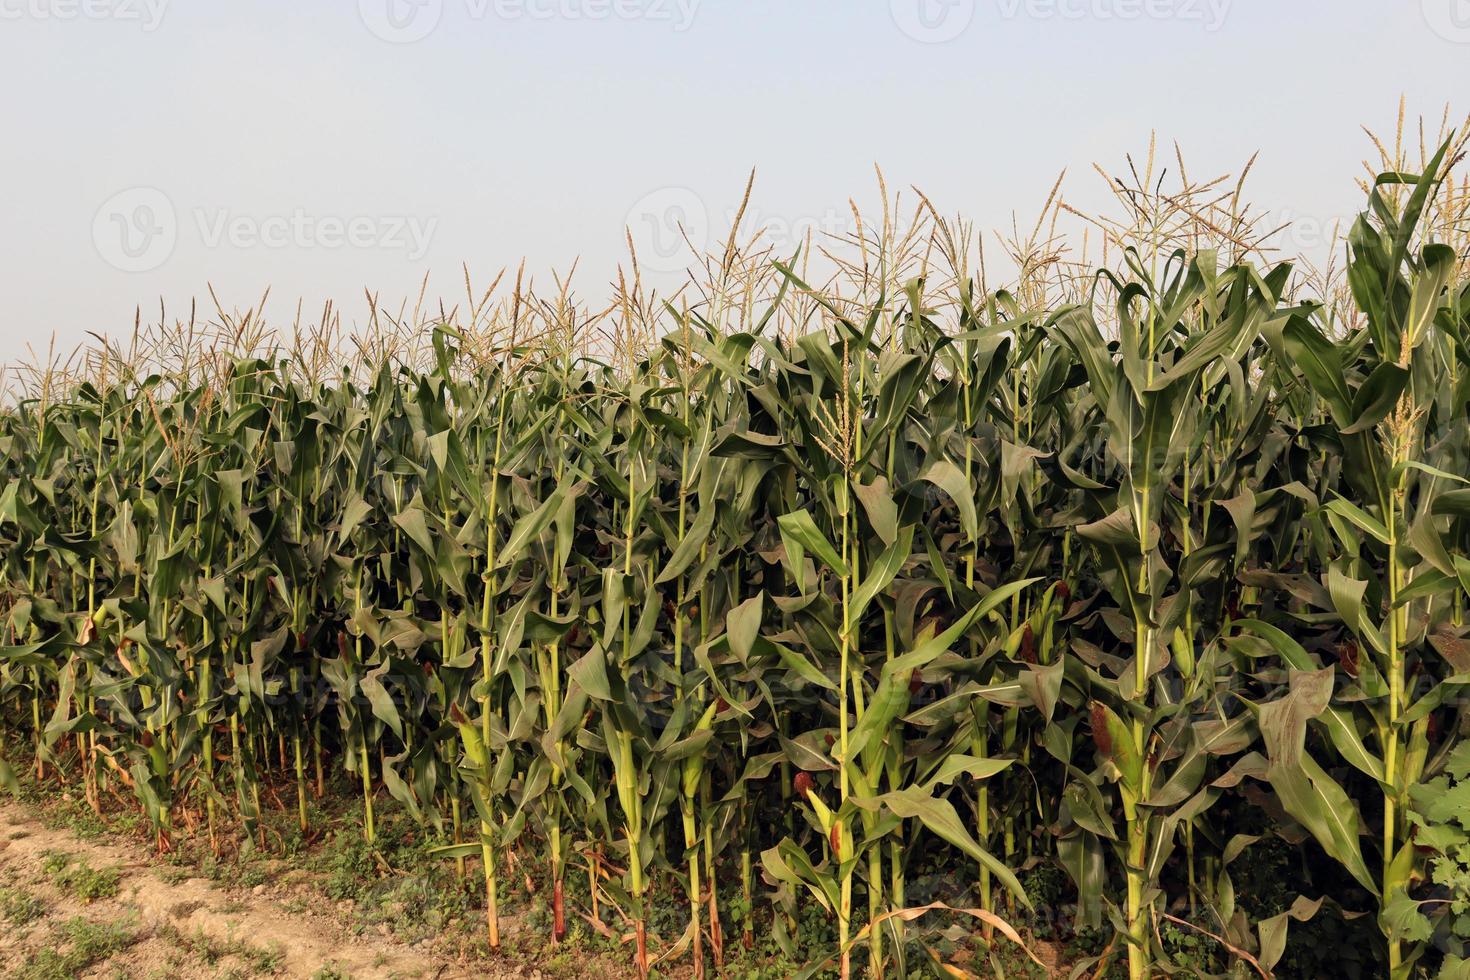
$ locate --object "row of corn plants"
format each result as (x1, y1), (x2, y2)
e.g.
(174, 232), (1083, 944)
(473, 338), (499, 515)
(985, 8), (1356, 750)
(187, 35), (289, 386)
(2, 144), (1470, 978)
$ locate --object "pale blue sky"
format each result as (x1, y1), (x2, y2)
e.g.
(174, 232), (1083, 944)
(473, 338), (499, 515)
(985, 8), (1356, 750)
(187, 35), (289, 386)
(2, 0), (1467, 365)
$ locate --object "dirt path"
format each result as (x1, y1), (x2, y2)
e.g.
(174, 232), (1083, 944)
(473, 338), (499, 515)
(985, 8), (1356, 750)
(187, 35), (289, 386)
(0, 799), (482, 979)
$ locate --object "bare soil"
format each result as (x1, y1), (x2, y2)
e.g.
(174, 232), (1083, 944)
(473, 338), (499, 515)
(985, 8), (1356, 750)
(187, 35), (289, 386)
(0, 798), (484, 979)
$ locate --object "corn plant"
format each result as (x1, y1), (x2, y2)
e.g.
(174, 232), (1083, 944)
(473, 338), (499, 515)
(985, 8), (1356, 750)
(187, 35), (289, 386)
(0, 131), (1468, 979)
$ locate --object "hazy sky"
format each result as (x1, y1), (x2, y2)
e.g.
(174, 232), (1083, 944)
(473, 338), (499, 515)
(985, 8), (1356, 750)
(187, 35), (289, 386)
(2, 0), (1467, 367)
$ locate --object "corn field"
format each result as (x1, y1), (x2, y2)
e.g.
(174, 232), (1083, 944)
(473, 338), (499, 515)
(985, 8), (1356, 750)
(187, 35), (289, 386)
(4, 123), (1470, 979)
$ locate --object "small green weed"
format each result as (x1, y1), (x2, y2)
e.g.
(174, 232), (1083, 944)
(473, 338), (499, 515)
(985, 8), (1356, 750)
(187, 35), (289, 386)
(0, 884), (46, 924)
(15, 915), (138, 980)
(40, 850), (122, 901)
